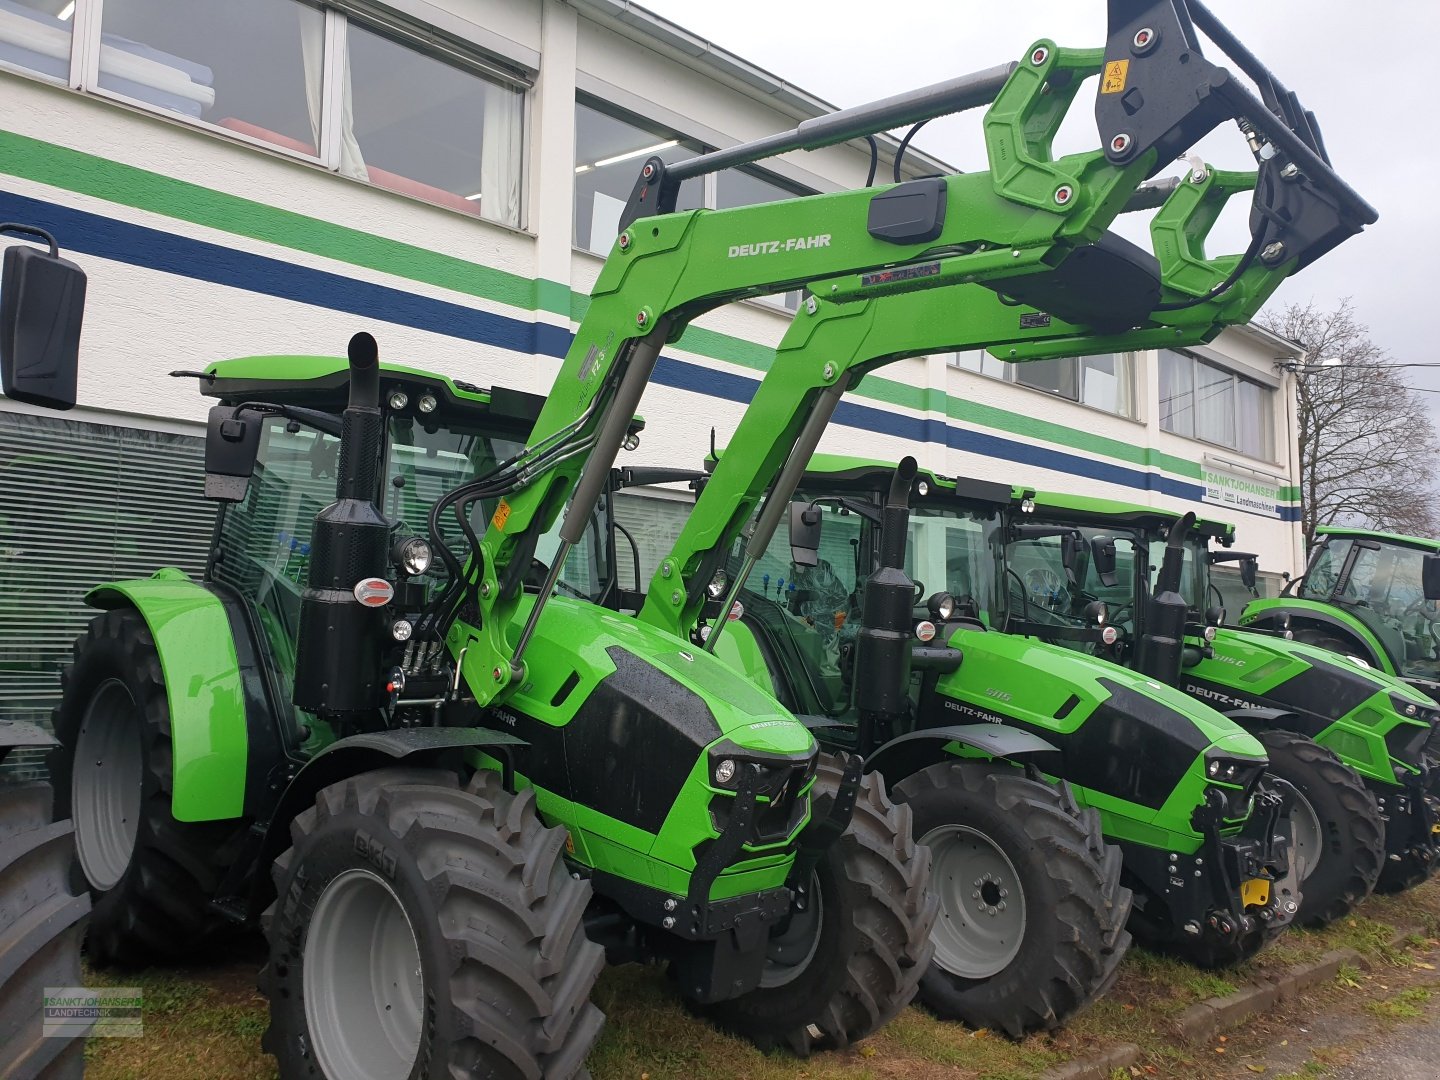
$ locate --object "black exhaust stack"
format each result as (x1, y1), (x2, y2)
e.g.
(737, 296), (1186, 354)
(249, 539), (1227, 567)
(293, 332), (390, 716)
(854, 456), (919, 755)
(1137, 511), (1195, 686)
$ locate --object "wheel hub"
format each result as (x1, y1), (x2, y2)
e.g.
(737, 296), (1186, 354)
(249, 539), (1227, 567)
(760, 871), (824, 989)
(72, 679), (144, 892)
(303, 868), (424, 1080)
(1288, 789), (1324, 882)
(922, 824), (1027, 979)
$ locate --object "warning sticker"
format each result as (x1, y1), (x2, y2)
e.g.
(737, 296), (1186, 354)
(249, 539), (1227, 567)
(1020, 312), (1052, 329)
(492, 499), (512, 529)
(1100, 59), (1129, 94)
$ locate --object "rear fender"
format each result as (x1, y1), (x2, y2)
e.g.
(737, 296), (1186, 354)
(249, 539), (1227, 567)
(251, 727), (527, 916)
(87, 571), (248, 823)
(861, 723), (1058, 785)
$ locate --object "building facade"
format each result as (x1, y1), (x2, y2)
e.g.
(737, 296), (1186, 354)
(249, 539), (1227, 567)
(0, 0), (1303, 727)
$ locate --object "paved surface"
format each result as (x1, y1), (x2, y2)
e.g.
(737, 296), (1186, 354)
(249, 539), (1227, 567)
(1331, 1019), (1440, 1079)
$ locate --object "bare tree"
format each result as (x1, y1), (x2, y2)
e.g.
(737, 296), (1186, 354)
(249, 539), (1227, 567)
(1260, 299), (1440, 544)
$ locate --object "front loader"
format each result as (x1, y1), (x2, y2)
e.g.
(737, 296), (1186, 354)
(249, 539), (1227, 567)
(50, 0), (1371, 1074)
(1006, 503), (1436, 900)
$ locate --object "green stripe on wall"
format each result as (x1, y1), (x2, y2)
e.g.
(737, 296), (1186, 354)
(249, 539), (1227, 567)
(0, 128), (1296, 503)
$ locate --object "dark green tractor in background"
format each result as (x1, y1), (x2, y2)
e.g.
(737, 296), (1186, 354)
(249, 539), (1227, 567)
(1244, 527), (1440, 708)
(680, 456), (1300, 988)
(999, 495), (1434, 905)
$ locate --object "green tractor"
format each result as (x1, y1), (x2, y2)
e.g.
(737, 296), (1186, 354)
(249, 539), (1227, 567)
(1243, 528), (1440, 706)
(47, 1), (1371, 1072)
(1, 222), (91, 1080)
(991, 495), (1433, 905)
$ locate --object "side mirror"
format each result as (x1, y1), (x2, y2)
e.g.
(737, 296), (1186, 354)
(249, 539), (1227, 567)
(1424, 555), (1440, 601)
(788, 501), (821, 567)
(1240, 556), (1258, 591)
(0, 225), (86, 411)
(1089, 534), (1119, 587)
(204, 405), (264, 502)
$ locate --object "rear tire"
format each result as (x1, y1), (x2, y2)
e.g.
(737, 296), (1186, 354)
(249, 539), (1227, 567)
(1255, 730), (1383, 926)
(261, 767), (605, 1080)
(894, 761), (1131, 1037)
(51, 609), (243, 966)
(690, 755), (937, 1055)
(0, 765), (90, 1080)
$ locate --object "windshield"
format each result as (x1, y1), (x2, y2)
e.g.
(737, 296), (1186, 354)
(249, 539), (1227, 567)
(1004, 524), (1141, 645)
(1144, 533), (1209, 613)
(906, 504), (1003, 622)
(211, 414), (611, 701)
(385, 415), (612, 604)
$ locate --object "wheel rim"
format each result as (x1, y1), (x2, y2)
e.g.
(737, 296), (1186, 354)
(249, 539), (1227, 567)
(72, 679), (145, 891)
(922, 824), (1027, 979)
(759, 870), (824, 989)
(303, 868), (424, 1080)
(1289, 789), (1324, 883)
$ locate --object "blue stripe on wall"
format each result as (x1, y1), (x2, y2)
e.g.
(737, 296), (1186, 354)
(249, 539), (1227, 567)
(0, 189), (1300, 520)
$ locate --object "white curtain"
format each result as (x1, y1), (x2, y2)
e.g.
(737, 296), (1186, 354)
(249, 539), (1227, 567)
(300, 10), (366, 179)
(481, 84), (522, 227)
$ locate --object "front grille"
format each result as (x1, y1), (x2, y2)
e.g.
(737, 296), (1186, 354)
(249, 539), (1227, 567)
(709, 762), (812, 846)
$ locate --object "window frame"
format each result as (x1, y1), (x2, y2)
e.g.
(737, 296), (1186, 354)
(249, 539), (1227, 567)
(946, 349), (1140, 422)
(9, 0), (531, 225)
(1158, 348), (1278, 463)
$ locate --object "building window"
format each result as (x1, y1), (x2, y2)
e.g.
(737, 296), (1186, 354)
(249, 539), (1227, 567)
(2, 0), (527, 223)
(94, 0), (322, 153)
(574, 98), (815, 310)
(346, 21), (524, 226)
(0, 1), (75, 83)
(574, 99), (703, 254)
(949, 351), (1135, 418)
(1159, 349), (1274, 459)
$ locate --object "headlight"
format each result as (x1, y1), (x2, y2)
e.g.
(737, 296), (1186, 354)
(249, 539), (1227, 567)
(387, 388), (409, 411)
(706, 569), (729, 600)
(1390, 692), (1429, 722)
(1202, 625), (1218, 643)
(1020, 497), (1036, 513)
(391, 619), (414, 642)
(1205, 755), (1256, 782)
(393, 535), (433, 577)
(916, 480), (930, 496)
(927, 591), (956, 622)
(417, 392), (438, 414)
(714, 758), (736, 785)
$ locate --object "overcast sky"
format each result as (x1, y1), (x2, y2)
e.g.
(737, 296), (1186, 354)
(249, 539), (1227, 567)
(642, 0), (1440, 413)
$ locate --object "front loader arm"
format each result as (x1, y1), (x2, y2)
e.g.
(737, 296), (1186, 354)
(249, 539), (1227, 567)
(447, 2), (1374, 706)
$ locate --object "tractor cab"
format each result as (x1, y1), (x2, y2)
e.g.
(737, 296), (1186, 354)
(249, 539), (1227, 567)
(192, 355), (631, 747)
(1286, 528), (1440, 683)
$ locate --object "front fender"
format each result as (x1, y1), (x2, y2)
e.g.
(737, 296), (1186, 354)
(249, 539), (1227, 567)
(862, 723), (1058, 784)
(88, 570), (248, 823)
(251, 727), (527, 917)
(1243, 601), (1392, 673)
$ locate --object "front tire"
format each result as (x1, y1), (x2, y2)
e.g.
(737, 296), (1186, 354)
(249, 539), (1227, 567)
(690, 755), (937, 1055)
(261, 767), (605, 1080)
(894, 761), (1131, 1037)
(50, 609), (243, 966)
(1375, 848), (1436, 894)
(1255, 730), (1383, 926)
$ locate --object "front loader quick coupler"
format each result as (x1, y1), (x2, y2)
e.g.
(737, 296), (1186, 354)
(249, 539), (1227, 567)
(293, 332), (392, 717)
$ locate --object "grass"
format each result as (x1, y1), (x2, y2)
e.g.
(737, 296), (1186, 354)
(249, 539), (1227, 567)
(80, 878), (1440, 1080)
(1365, 987), (1433, 1021)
